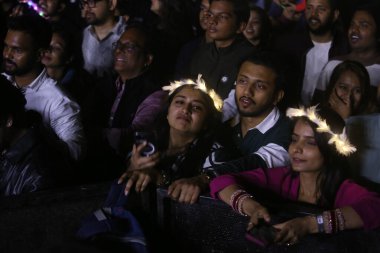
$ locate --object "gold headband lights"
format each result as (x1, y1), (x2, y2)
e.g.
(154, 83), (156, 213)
(286, 106), (356, 156)
(162, 74), (223, 112)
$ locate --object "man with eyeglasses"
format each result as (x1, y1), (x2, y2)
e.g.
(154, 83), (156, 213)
(83, 25), (165, 161)
(187, 0), (255, 100)
(81, 0), (125, 77)
(2, 15), (85, 161)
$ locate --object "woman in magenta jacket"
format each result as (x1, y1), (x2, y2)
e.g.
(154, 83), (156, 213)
(210, 106), (380, 246)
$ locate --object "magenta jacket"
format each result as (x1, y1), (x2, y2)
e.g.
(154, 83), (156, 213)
(210, 167), (380, 230)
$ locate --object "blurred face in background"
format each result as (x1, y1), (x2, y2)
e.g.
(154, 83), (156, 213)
(42, 33), (69, 69)
(80, 0), (114, 25)
(305, 0), (338, 36)
(113, 28), (152, 80)
(329, 70), (362, 111)
(243, 10), (262, 45)
(199, 0), (210, 30)
(38, 0), (64, 19)
(150, 0), (162, 15)
(348, 10), (378, 52)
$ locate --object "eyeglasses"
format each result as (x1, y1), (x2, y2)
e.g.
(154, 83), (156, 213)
(112, 41), (141, 54)
(79, 0), (102, 9)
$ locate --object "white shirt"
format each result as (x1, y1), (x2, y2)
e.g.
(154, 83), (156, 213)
(221, 89), (238, 122)
(82, 17), (126, 77)
(302, 40), (332, 106)
(3, 70), (85, 160)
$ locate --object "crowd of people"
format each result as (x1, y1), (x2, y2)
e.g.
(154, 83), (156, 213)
(1, 0), (380, 249)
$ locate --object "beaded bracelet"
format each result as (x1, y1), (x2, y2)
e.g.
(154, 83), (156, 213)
(229, 189), (254, 216)
(335, 208), (345, 231)
(323, 210), (333, 234)
(322, 209), (346, 234)
(230, 189), (246, 211)
(331, 210), (337, 233)
(237, 194), (253, 216)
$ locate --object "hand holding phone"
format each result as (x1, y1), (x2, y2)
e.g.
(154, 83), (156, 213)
(245, 219), (277, 248)
(134, 131), (156, 157)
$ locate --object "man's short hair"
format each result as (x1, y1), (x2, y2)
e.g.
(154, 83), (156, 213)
(307, 0), (338, 10)
(210, 0), (250, 25)
(241, 51), (285, 91)
(7, 14), (52, 50)
(123, 23), (154, 56)
(0, 76), (27, 127)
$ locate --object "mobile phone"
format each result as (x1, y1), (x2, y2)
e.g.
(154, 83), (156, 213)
(245, 220), (277, 248)
(134, 131), (156, 157)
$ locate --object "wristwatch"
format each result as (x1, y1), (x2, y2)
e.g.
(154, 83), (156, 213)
(315, 214), (324, 233)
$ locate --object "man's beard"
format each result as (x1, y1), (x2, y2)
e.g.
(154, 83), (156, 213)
(2, 59), (35, 76)
(308, 15), (335, 36)
(235, 96), (274, 117)
(237, 105), (273, 117)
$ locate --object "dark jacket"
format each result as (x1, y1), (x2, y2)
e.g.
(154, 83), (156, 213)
(188, 35), (256, 99)
(0, 125), (71, 196)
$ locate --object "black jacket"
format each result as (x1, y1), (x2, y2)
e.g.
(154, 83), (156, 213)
(0, 125), (71, 196)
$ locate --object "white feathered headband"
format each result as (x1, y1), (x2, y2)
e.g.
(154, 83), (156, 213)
(286, 106), (356, 156)
(162, 74), (223, 112)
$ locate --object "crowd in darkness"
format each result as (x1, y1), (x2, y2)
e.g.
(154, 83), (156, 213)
(1, 0), (380, 249)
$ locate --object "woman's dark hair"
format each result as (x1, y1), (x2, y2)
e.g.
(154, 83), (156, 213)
(324, 60), (371, 116)
(248, 4), (272, 49)
(292, 106), (350, 208)
(51, 23), (83, 68)
(154, 0), (194, 37)
(154, 84), (222, 179)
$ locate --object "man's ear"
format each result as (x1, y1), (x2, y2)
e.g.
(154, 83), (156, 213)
(57, 2), (66, 13)
(65, 55), (74, 65)
(5, 116), (13, 128)
(109, 0), (117, 11)
(37, 48), (45, 64)
(274, 89), (284, 105)
(236, 21), (247, 34)
(333, 9), (339, 23)
(145, 54), (153, 68)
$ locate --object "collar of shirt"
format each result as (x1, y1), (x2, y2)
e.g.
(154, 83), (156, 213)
(115, 76), (124, 92)
(2, 69), (54, 92)
(247, 107), (280, 134)
(25, 69), (54, 92)
(89, 16), (125, 41)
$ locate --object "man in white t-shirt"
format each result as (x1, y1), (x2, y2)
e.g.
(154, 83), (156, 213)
(272, 0), (349, 108)
(301, 0), (339, 105)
